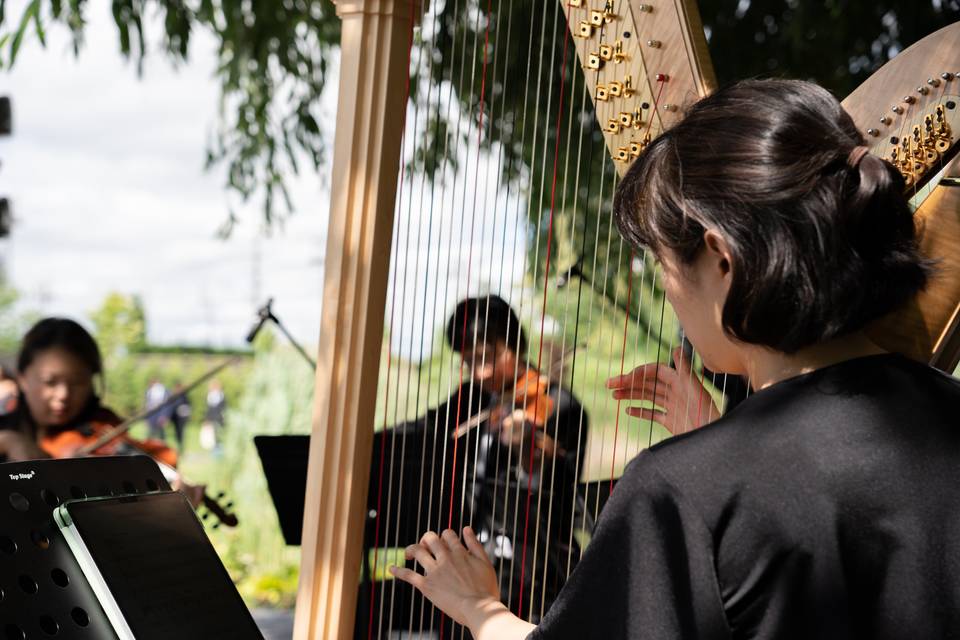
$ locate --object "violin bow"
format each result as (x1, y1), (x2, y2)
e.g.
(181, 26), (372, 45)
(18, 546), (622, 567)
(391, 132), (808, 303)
(76, 356), (240, 456)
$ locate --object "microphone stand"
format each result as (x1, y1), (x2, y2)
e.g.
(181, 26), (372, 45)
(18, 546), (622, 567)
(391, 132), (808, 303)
(246, 299), (317, 370)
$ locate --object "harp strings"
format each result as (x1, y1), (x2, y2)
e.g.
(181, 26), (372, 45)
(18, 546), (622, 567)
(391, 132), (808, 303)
(370, 0), (428, 635)
(371, 0), (730, 635)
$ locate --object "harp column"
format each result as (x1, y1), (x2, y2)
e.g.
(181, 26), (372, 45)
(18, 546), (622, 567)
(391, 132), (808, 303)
(294, 1), (418, 639)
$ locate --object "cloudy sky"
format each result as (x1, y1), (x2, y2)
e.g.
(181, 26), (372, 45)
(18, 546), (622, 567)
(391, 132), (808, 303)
(0, 4), (529, 354)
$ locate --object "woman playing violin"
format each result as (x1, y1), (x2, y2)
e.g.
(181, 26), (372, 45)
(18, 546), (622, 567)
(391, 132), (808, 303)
(0, 317), (176, 466)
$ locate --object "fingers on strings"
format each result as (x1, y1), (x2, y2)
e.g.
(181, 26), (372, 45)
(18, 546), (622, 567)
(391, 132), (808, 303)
(391, 527), (481, 583)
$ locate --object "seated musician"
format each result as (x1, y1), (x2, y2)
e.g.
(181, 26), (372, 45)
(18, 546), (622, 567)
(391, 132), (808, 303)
(445, 295), (588, 621)
(0, 317), (175, 466)
(368, 295), (588, 625)
(389, 79), (960, 638)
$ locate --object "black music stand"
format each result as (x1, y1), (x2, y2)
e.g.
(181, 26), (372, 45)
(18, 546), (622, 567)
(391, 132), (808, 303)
(253, 435), (310, 546)
(0, 455), (169, 639)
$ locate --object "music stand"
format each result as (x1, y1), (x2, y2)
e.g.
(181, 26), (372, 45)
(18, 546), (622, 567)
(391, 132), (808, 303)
(253, 435), (310, 546)
(0, 455), (169, 639)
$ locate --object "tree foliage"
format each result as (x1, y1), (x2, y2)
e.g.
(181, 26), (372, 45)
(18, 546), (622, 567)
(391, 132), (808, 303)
(1, 0), (958, 295)
(0, 0), (341, 231)
(89, 291), (147, 360)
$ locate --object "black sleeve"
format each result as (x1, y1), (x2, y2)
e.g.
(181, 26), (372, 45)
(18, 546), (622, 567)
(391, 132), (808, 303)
(547, 386), (588, 463)
(528, 452), (730, 640)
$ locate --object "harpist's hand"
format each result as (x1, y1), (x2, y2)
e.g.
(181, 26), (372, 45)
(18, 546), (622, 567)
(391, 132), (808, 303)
(606, 346), (721, 434)
(390, 528), (534, 639)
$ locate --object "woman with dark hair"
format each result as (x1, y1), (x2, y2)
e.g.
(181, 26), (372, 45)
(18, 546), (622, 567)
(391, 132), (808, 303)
(0, 318), (108, 460)
(389, 79), (960, 639)
(0, 317), (175, 465)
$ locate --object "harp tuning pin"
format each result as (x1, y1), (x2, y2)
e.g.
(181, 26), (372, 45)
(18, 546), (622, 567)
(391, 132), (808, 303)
(892, 105), (904, 114)
(866, 128), (879, 137)
(596, 84), (609, 101)
(879, 116), (892, 125)
(647, 39), (662, 48)
(603, 0), (616, 21)
(663, 104), (678, 112)
(612, 40), (627, 63)
(917, 86), (929, 95)
(928, 77), (941, 87)
(903, 95), (916, 104)
(942, 72), (954, 80)
(637, 3), (653, 11)
(655, 73), (669, 82)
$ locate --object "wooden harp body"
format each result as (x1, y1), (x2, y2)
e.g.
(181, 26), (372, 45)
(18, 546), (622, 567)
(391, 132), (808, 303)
(839, 22), (960, 371)
(294, 1), (960, 637)
(294, 0), (714, 640)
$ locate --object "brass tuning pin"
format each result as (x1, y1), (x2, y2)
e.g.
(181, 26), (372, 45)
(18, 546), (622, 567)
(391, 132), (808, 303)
(587, 52), (604, 70)
(608, 80), (624, 97)
(596, 84), (610, 101)
(590, 1), (616, 26)
(599, 43), (614, 61)
(603, 0), (616, 21)
(575, 21), (594, 38)
(613, 40), (627, 63)
(605, 118), (621, 134)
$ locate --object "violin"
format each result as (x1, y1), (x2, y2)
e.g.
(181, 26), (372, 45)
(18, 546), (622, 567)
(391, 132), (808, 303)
(452, 368), (555, 441)
(488, 368), (555, 430)
(40, 410), (238, 528)
(42, 410), (178, 466)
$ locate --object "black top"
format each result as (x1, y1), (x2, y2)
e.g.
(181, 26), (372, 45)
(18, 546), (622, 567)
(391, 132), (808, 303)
(530, 354), (960, 640)
(365, 377), (590, 628)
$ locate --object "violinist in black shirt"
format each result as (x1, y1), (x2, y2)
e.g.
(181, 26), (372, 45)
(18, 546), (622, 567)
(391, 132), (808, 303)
(365, 295), (588, 628)
(389, 79), (960, 640)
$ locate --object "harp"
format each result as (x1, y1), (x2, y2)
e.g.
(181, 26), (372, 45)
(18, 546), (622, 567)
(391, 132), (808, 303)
(840, 22), (960, 371)
(293, 1), (960, 637)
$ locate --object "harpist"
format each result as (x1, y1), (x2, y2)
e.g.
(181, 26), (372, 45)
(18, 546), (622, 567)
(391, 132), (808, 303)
(390, 79), (960, 639)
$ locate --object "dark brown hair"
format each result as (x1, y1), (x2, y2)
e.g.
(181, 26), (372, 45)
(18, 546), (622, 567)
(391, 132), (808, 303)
(446, 295), (527, 356)
(613, 78), (929, 353)
(18, 317), (103, 376)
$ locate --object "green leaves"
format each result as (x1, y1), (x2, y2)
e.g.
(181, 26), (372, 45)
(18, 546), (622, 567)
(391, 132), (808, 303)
(0, 0), (340, 232)
(8, 0), (41, 67)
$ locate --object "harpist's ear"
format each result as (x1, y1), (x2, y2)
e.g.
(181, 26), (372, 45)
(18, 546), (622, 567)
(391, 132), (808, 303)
(702, 229), (733, 279)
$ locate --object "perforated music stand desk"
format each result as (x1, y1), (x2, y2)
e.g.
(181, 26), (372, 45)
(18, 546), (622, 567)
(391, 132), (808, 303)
(0, 456), (169, 639)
